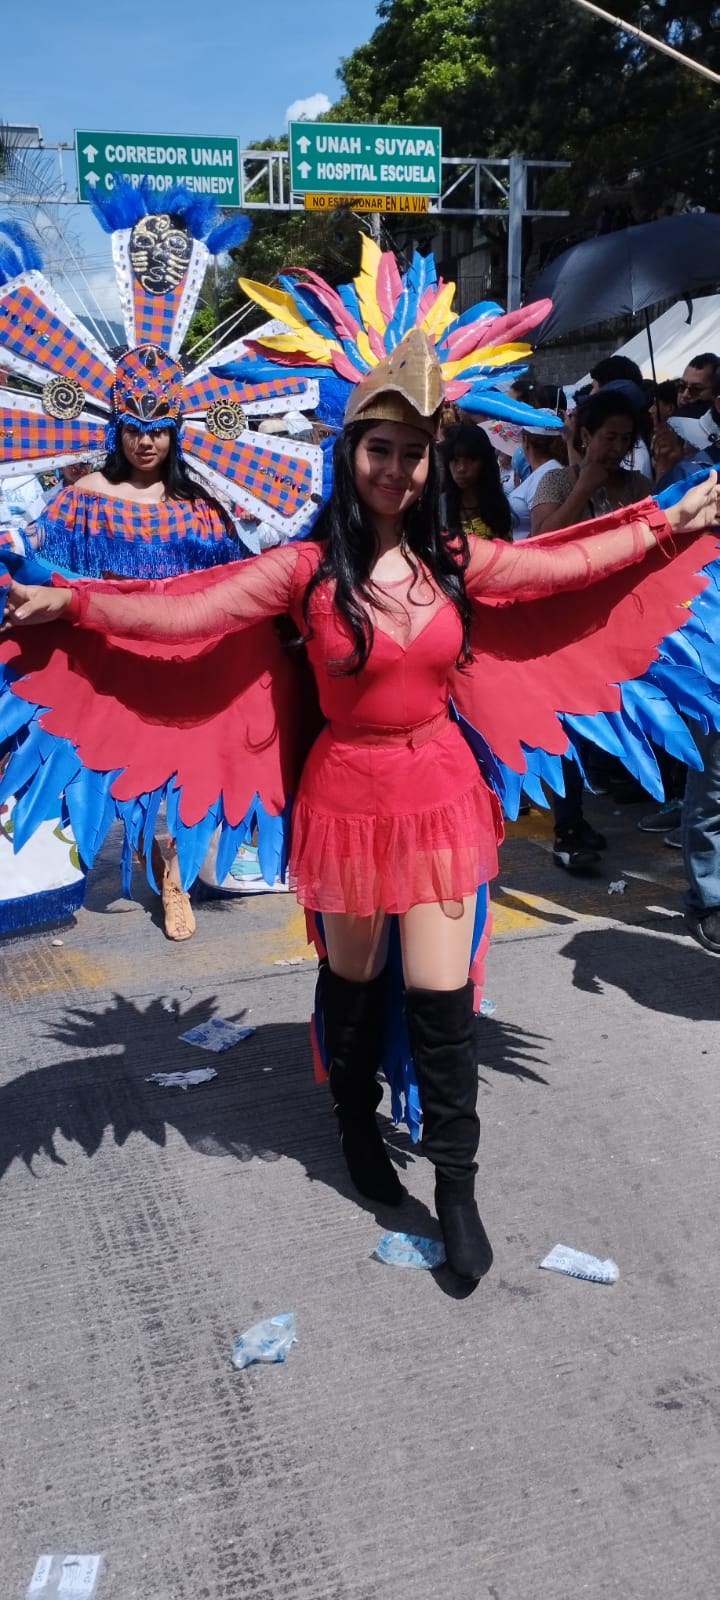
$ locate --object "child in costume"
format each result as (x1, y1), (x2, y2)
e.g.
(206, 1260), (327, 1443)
(4, 328), (719, 1281)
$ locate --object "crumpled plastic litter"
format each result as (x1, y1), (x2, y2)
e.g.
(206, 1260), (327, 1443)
(146, 1068), (218, 1090)
(372, 1231), (446, 1269)
(179, 1018), (255, 1051)
(608, 879), (627, 895)
(231, 1313), (297, 1369)
(477, 997), (497, 1018)
(26, 1554), (104, 1598)
(540, 1243), (619, 1284)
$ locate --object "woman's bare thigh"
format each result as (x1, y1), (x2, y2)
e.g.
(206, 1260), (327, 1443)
(322, 910), (391, 982)
(398, 895), (477, 990)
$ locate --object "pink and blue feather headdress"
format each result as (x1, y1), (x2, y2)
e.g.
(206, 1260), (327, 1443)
(214, 236), (563, 434)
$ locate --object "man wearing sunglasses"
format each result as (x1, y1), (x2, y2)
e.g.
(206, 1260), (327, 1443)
(676, 352), (719, 411)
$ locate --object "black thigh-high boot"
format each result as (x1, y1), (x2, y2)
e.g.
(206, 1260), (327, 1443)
(405, 981), (493, 1280)
(320, 964), (405, 1206)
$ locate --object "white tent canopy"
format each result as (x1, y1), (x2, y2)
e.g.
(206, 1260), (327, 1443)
(568, 294), (720, 389)
(614, 294), (720, 381)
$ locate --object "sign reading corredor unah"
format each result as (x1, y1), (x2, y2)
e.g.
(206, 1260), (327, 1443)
(289, 123), (442, 197)
(75, 131), (241, 205)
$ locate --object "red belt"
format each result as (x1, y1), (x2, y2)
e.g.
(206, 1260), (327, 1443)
(328, 711), (450, 749)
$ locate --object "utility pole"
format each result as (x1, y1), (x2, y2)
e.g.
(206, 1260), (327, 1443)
(506, 156), (527, 312)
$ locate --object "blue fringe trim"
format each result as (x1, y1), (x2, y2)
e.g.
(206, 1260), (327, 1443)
(34, 522), (240, 580)
(0, 877), (86, 936)
(108, 416), (184, 451)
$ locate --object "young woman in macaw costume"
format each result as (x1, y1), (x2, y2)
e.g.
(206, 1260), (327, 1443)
(3, 329), (719, 1281)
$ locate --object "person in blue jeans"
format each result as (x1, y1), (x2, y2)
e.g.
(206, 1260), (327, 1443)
(683, 729), (720, 954)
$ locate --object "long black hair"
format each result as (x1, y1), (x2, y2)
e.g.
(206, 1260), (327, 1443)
(303, 419), (472, 676)
(440, 423), (512, 540)
(103, 426), (233, 521)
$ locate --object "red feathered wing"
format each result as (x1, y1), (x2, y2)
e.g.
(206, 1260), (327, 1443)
(1, 565), (320, 827)
(450, 529), (718, 764)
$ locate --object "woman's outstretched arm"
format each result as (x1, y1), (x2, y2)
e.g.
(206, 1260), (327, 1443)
(465, 475), (719, 602)
(1, 541), (319, 641)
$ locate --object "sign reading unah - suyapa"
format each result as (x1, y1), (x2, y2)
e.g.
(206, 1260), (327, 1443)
(304, 193), (429, 214)
(75, 131), (241, 205)
(290, 123), (441, 197)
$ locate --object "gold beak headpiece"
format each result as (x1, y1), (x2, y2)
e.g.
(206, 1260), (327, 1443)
(343, 327), (444, 438)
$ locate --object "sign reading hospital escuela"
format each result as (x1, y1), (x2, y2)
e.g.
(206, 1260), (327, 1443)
(289, 122), (442, 197)
(75, 130), (241, 205)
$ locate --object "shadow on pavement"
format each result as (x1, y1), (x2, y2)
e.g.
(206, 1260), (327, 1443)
(1, 991), (545, 1297)
(561, 924), (720, 1020)
(477, 1016), (550, 1085)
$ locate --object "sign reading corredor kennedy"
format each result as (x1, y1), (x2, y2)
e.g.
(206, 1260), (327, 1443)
(75, 131), (241, 205)
(289, 123), (442, 197)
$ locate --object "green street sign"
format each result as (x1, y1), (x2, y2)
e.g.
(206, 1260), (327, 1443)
(289, 123), (442, 197)
(75, 130), (241, 205)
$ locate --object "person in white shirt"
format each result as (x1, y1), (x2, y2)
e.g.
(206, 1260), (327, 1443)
(506, 425), (567, 539)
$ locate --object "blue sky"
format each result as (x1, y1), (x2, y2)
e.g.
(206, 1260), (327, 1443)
(2, 0), (380, 316)
(3, 0), (379, 145)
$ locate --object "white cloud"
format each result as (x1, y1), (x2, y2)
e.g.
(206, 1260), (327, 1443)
(60, 267), (122, 326)
(285, 93), (332, 124)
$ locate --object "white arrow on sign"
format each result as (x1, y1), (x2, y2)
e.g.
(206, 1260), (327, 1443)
(297, 161), (311, 179)
(296, 136), (311, 154)
(85, 171), (100, 187)
(83, 143), (99, 163)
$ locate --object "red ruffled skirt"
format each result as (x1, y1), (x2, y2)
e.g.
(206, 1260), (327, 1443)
(289, 716), (503, 916)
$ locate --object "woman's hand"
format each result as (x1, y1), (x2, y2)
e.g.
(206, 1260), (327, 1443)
(0, 581), (73, 632)
(664, 471), (719, 535)
(576, 457), (609, 496)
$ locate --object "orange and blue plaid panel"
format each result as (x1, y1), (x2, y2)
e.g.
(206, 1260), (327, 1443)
(0, 410), (105, 463)
(183, 426), (313, 517)
(132, 280), (185, 352)
(181, 371), (309, 413)
(0, 286), (114, 407)
(47, 488), (228, 546)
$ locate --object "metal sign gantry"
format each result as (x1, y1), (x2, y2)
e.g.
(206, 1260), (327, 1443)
(1, 140), (569, 309)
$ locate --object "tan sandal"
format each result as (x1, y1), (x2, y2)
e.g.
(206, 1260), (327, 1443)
(161, 871), (196, 941)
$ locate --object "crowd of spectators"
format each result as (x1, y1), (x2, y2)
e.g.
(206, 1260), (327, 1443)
(433, 348), (720, 952)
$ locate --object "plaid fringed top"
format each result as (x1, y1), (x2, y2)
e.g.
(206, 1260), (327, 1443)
(31, 486), (238, 579)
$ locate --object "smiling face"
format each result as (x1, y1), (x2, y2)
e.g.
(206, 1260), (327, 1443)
(352, 422), (431, 524)
(120, 425), (172, 476)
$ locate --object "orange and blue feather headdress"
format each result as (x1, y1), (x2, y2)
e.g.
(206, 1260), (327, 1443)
(0, 185), (323, 540)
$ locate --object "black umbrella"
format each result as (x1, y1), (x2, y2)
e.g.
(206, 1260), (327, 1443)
(531, 215), (720, 361)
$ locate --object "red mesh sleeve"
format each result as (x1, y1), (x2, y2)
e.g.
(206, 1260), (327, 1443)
(59, 541), (319, 641)
(465, 498), (671, 602)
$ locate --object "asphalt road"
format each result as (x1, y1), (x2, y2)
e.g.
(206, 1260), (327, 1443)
(2, 800), (718, 1600)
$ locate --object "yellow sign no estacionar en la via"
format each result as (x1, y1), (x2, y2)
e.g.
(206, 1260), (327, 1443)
(304, 193), (429, 215)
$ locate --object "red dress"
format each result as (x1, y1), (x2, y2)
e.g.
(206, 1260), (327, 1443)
(59, 504), (674, 917)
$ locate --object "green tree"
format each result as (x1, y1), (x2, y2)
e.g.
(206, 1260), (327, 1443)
(334, 1), (719, 232)
(332, 0), (493, 133)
